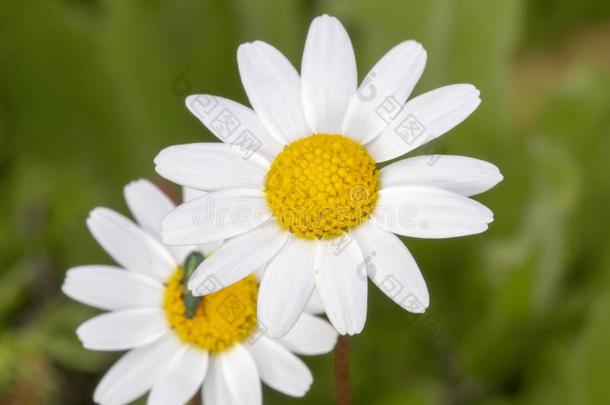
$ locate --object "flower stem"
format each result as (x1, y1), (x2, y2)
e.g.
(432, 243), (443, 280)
(334, 335), (351, 405)
(190, 396), (201, 405)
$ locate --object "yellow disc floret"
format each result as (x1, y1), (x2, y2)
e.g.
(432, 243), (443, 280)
(265, 134), (379, 239)
(164, 270), (258, 352)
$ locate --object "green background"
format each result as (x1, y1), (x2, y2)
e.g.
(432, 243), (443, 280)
(1, 0), (610, 403)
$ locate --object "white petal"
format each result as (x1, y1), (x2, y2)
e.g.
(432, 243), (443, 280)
(148, 345), (209, 405)
(185, 94), (285, 161)
(374, 185), (493, 238)
(366, 84), (481, 162)
(167, 245), (199, 267)
(237, 41), (311, 143)
(353, 222), (429, 313)
(188, 224), (288, 296)
(203, 345), (261, 405)
(124, 179), (175, 239)
(124, 180), (193, 263)
(87, 208), (176, 282)
(252, 266), (266, 281)
(161, 189), (271, 246)
(62, 265), (163, 311)
(177, 186), (211, 261)
(77, 308), (169, 351)
(94, 333), (182, 405)
(301, 14), (357, 133)
(279, 313), (338, 355)
(154, 143), (268, 191)
(258, 238), (315, 338)
(304, 288), (325, 315)
(342, 40), (427, 144)
(380, 155), (503, 196)
(247, 337), (312, 397)
(314, 238), (367, 335)
(198, 240), (224, 257)
(183, 187), (207, 203)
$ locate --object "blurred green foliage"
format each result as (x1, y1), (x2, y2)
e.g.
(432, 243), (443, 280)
(1, 0), (610, 404)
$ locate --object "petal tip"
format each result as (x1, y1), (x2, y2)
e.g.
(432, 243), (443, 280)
(184, 94), (199, 106)
(495, 170), (505, 185)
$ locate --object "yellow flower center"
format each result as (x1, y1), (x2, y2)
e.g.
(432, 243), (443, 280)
(163, 270), (258, 352)
(265, 134), (379, 239)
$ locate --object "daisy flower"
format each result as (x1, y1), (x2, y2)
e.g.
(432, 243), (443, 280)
(155, 15), (503, 337)
(62, 179), (337, 405)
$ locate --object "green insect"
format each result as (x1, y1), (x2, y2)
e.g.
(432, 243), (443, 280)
(182, 251), (205, 318)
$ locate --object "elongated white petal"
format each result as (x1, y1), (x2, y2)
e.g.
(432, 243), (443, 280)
(189, 224), (288, 296)
(247, 337), (312, 397)
(198, 240), (224, 257)
(94, 334), (181, 405)
(342, 40), (427, 144)
(304, 288), (325, 315)
(167, 244), (198, 267)
(155, 143), (268, 191)
(279, 313), (338, 355)
(366, 84), (481, 162)
(203, 345), (261, 405)
(124, 179), (175, 240)
(169, 187), (211, 262)
(238, 41), (311, 143)
(374, 185), (493, 238)
(77, 308), (169, 351)
(161, 189), (271, 246)
(128, 187), (203, 262)
(62, 266), (163, 311)
(186, 94), (285, 161)
(353, 222), (429, 313)
(258, 238), (315, 338)
(380, 155), (503, 196)
(87, 208), (176, 282)
(314, 238), (367, 335)
(183, 187), (207, 203)
(148, 345), (209, 405)
(301, 14), (357, 133)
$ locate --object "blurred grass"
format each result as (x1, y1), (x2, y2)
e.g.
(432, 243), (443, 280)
(1, 0), (610, 403)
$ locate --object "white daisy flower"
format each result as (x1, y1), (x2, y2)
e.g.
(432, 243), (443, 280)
(62, 179), (337, 405)
(155, 14), (503, 338)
